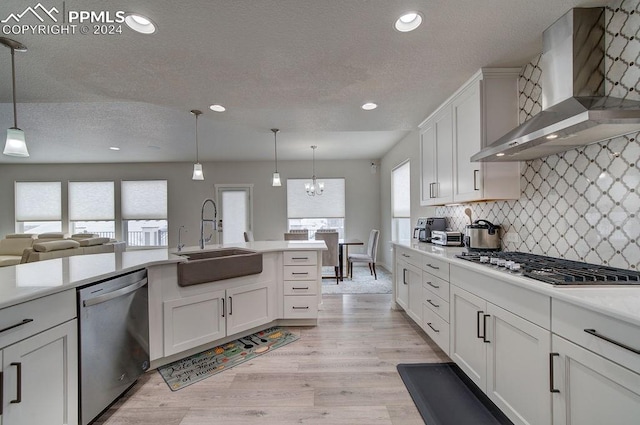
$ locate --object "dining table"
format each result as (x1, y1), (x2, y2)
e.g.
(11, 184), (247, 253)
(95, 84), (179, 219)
(338, 238), (363, 281)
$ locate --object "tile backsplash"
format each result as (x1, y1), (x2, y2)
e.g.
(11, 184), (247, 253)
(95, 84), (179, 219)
(435, 0), (640, 270)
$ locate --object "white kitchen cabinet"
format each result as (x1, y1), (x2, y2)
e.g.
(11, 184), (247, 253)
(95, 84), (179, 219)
(2, 319), (78, 425)
(0, 290), (77, 425)
(420, 107), (454, 205)
(163, 280), (276, 356)
(394, 249), (421, 323)
(450, 285), (552, 425)
(551, 335), (640, 425)
(395, 258), (409, 311)
(282, 251), (321, 320)
(419, 68), (520, 206)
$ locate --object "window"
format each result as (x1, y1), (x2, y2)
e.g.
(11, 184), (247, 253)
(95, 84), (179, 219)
(392, 161), (411, 241)
(287, 178), (345, 239)
(121, 180), (168, 247)
(15, 182), (62, 233)
(68, 181), (115, 238)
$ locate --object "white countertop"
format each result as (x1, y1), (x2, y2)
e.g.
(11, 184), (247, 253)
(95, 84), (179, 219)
(0, 241), (327, 310)
(393, 240), (640, 327)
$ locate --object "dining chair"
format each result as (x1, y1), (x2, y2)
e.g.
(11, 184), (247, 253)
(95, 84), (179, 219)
(243, 231), (254, 242)
(314, 231), (339, 284)
(284, 232), (308, 240)
(348, 229), (380, 280)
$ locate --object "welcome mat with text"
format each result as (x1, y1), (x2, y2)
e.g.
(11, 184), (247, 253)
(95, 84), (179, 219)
(158, 327), (299, 391)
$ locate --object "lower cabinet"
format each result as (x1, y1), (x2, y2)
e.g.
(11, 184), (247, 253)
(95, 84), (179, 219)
(163, 280), (276, 357)
(395, 258), (421, 323)
(550, 335), (640, 425)
(450, 285), (551, 425)
(1, 319), (78, 425)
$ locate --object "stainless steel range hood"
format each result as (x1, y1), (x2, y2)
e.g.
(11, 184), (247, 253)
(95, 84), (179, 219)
(472, 8), (640, 162)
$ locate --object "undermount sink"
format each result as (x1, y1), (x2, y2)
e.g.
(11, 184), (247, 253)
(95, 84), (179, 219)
(177, 248), (263, 286)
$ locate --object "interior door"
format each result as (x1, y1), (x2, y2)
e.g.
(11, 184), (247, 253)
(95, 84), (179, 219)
(216, 185), (253, 245)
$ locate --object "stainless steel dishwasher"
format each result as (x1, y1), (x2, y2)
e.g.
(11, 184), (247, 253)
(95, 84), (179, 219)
(77, 268), (150, 425)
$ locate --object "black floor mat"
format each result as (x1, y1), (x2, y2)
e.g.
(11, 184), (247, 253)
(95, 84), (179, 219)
(397, 363), (514, 425)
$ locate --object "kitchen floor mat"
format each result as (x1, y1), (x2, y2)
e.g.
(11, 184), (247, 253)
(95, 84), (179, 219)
(397, 363), (514, 425)
(158, 327), (299, 391)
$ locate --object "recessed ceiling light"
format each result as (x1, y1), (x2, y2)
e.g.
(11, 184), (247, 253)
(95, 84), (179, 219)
(210, 104), (226, 112)
(109, 146), (120, 151)
(546, 134), (559, 140)
(124, 13), (156, 34)
(362, 102), (378, 110)
(395, 12), (423, 32)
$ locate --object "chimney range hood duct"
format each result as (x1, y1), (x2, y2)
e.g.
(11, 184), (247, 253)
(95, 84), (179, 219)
(472, 8), (640, 162)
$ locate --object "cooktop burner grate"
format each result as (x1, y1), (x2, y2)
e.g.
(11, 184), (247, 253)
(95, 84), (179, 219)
(455, 251), (640, 286)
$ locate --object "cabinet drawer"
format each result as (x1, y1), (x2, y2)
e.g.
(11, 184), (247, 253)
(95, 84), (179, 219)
(284, 281), (318, 295)
(283, 265), (317, 281)
(396, 247), (423, 269)
(552, 299), (640, 373)
(0, 290), (76, 349)
(283, 296), (318, 319)
(423, 305), (450, 355)
(422, 289), (449, 323)
(284, 251), (317, 266)
(422, 255), (450, 281)
(422, 273), (450, 301)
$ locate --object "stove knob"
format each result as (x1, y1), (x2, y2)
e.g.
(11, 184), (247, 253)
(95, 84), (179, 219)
(480, 256), (489, 263)
(490, 257), (500, 265)
(497, 259), (507, 267)
(505, 261), (515, 269)
(510, 263), (521, 271)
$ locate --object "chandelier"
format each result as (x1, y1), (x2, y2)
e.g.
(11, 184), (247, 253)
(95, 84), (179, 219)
(305, 145), (324, 196)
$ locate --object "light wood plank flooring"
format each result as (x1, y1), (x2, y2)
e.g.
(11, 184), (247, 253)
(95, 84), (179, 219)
(95, 294), (450, 425)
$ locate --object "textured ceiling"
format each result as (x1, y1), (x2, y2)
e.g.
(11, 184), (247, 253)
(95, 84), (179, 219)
(0, 0), (605, 163)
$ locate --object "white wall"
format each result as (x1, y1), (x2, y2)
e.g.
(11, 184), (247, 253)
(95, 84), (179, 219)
(0, 159), (380, 251)
(379, 129), (437, 269)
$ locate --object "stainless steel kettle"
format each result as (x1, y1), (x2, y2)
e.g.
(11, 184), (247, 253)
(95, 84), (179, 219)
(464, 219), (501, 251)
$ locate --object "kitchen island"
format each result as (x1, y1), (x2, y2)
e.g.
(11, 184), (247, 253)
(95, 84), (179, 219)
(392, 240), (640, 425)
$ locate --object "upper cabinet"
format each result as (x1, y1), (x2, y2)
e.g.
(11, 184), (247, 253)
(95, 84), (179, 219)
(420, 69), (522, 206)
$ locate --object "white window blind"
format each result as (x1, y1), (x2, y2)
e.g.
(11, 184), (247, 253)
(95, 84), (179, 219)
(287, 178), (345, 218)
(69, 181), (115, 221)
(121, 180), (167, 220)
(15, 182), (62, 221)
(392, 161), (410, 218)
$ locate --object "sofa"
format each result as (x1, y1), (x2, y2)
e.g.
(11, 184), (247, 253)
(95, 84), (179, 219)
(0, 233), (36, 267)
(0, 233), (126, 266)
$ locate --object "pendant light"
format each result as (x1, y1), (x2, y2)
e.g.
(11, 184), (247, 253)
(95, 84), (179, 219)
(1, 37), (28, 157)
(271, 128), (281, 187)
(305, 145), (324, 196)
(191, 109), (204, 180)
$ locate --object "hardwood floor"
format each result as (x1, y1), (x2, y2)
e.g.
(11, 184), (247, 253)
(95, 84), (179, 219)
(95, 294), (450, 425)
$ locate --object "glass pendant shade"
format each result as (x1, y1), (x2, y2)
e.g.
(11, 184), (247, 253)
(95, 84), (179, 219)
(4, 128), (28, 157)
(192, 163), (204, 180)
(305, 145), (324, 196)
(272, 172), (281, 187)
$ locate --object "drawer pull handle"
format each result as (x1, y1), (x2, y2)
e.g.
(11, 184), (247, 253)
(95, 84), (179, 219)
(10, 362), (21, 404)
(401, 253), (410, 258)
(427, 299), (439, 308)
(584, 329), (640, 355)
(476, 311), (484, 339)
(292, 306), (309, 310)
(427, 323), (440, 333)
(291, 272), (309, 275)
(0, 319), (33, 334)
(0, 371), (3, 414)
(425, 281), (440, 289)
(292, 286), (309, 290)
(482, 314), (491, 343)
(549, 352), (560, 393)
(292, 257), (309, 260)
(425, 263), (440, 270)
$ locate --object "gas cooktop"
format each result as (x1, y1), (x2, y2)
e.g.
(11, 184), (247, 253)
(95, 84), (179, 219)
(456, 251), (640, 286)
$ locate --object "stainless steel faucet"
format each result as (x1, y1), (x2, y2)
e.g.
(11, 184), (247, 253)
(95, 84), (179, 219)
(200, 198), (218, 249)
(177, 226), (186, 252)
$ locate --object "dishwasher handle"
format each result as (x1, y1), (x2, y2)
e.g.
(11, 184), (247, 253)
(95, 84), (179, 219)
(83, 278), (148, 307)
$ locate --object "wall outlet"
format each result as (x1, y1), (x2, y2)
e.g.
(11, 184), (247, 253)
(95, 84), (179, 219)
(503, 232), (520, 244)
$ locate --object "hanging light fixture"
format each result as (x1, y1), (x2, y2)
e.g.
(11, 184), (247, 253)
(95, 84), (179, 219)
(271, 128), (282, 187)
(1, 37), (28, 157)
(191, 109), (204, 180)
(305, 145), (324, 196)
